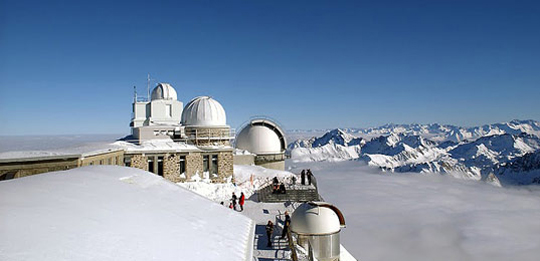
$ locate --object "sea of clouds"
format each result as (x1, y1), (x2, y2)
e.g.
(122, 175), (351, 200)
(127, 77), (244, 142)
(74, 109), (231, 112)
(287, 160), (540, 261)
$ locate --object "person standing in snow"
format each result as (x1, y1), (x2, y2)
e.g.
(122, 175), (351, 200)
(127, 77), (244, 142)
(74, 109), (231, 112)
(231, 192), (238, 211)
(272, 176), (279, 192)
(281, 211), (291, 239)
(239, 192), (245, 211)
(266, 220), (274, 247)
(301, 169), (306, 185)
(307, 169), (312, 185)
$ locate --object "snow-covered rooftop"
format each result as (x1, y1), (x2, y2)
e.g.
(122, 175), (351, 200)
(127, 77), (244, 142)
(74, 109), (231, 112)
(0, 166), (254, 261)
(113, 139), (233, 153)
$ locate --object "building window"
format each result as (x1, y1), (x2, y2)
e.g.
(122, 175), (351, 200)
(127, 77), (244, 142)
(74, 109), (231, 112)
(203, 155), (209, 172)
(157, 156), (164, 176)
(166, 104), (172, 117)
(211, 155), (218, 174)
(179, 156), (186, 174)
(148, 158), (154, 173)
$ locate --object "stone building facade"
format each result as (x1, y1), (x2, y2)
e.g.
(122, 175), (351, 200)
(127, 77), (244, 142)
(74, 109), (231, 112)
(123, 149), (234, 183)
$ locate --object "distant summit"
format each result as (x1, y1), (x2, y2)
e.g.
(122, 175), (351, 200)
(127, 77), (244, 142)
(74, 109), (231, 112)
(288, 120), (540, 185)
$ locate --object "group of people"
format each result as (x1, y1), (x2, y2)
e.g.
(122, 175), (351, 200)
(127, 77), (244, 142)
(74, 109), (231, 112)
(223, 192), (245, 211)
(272, 177), (287, 194)
(300, 169), (313, 185)
(265, 211), (291, 247)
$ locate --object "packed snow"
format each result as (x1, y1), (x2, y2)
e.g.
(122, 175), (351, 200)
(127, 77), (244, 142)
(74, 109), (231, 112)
(178, 164), (296, 203)
(0, 166), (254, 261)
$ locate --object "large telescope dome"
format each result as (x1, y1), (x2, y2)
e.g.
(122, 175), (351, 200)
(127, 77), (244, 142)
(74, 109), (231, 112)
(181, 96), (227, 126)
(236, 119), (286, 155)
(151, 83), (177, 101)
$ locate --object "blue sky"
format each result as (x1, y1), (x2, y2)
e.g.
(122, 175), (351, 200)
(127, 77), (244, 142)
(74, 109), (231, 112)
(1, 0), (539, 135)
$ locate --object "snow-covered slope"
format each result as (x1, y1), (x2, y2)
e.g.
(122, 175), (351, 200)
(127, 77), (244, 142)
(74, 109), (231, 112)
(0, 166), (254, 261)
(494, 150), (540, 185)
(449, 133), (540, 170)
(288, 120), (540, 185)
(288, 129), (362, 162)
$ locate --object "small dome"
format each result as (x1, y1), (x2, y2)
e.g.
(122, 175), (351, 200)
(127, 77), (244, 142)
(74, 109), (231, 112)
(181, 96), (227, 126)
(291, 202), (343, 235)
(151, 83), (177, 101)
(236, 119), (286, 154)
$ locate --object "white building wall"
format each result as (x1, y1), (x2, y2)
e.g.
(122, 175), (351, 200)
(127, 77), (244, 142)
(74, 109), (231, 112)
(132, 102), (149, 128)
(148, 100), (183, 126)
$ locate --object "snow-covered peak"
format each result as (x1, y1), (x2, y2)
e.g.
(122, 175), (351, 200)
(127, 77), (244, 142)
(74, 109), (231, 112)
(312, 128), (363, 147)
(287, 120), (540, 185)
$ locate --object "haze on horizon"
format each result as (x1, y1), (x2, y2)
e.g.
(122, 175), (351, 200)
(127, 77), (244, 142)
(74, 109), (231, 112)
(1, 0), (539, 135)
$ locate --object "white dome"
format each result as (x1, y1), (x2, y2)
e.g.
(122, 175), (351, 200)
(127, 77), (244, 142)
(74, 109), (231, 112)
(236, 120), (285, 154)
(151, 83), (177, 101)
(291, 202), (343, 235)
(181, 96), (227, 126)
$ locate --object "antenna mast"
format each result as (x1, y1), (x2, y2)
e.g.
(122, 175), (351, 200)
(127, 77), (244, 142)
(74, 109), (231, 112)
(147, 73), (150, 100)
(133, 86), (137, 102)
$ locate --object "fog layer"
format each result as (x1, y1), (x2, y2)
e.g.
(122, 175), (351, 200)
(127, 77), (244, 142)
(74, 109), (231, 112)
(288, 160), (540, 261)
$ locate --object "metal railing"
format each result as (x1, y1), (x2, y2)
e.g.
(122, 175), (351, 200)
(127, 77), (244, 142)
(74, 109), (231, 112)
(274, 212), (299, 261)
(173, 128), (236, 145)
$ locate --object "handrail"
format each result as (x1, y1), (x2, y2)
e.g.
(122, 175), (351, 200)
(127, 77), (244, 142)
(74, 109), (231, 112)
(287, 227), (298, 261)
(275, 212), (299, 261)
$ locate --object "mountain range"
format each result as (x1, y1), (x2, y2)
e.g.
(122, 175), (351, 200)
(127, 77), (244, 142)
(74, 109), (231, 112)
(287, 120), (540, 186)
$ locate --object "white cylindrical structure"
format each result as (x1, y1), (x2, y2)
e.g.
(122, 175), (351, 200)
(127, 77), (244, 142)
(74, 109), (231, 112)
(291, 202), (345, 261)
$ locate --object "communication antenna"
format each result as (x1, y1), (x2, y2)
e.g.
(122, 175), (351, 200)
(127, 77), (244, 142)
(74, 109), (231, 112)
(133, 86), (137, 102)
(147, 73), (151, 100)
(147, 73), (157, 100)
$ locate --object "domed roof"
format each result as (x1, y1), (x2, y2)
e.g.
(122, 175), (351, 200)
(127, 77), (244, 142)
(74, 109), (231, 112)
(181, 96), (227, 126)
(151, 83), (177, 101)
(290, 202), (345, 235)
(236, 119), (286, 154)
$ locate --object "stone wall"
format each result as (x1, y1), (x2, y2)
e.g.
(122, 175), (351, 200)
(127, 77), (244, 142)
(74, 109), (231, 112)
(163, 154), (185, 183)
(218, 152), (234, 182)
(0, 157), (79, 180)
(130, 155), (148, 171)
(186, 153), (203, 179)
(80, 150), (124, 167)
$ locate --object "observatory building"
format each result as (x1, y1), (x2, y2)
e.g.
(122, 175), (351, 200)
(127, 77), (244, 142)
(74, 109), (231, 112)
(0, 81), (287, 182)
(235, 118), (287, 170)
(131, 83), (184, 141)
(125, 83), (234, 183)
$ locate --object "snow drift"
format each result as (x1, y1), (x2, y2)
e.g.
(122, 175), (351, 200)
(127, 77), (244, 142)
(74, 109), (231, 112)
(0, 166), (254, 261)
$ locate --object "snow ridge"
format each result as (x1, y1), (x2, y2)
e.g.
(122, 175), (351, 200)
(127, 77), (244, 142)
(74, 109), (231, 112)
(288, 120), (540, 185)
